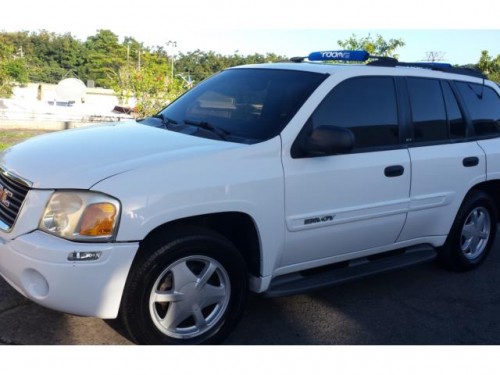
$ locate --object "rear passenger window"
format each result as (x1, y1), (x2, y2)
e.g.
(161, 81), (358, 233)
(456, 82), (500, 136)
(407, 78), (447, 142)
(442, 81), (466, 139)
(310, 76), (399, 151)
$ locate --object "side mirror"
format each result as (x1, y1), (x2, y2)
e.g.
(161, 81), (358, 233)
(301, 125), (355, 157)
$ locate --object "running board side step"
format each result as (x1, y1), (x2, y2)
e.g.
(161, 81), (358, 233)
(264, 246), (437, 298)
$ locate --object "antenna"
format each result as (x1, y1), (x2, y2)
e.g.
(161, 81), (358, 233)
(423, 51), (446, 62)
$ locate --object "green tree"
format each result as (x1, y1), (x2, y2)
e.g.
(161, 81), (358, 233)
(0, 30), (86, 84)
(477, 50), (500, 82)
(0, 37), (28, 97)
(175, 50), (287, 83)
(110, 49), (183, 117)
(130, 64), (183, 117)
(175, 50), (228, 83)
(0, 51), (15, 97)
(51, 33), (85, 77)
(4, 58), (29, 84)
(81, 29), (126, 87)
(28, 30), (67, 82)
(337, 33), (405, 59)
(123, 36), (145, 69)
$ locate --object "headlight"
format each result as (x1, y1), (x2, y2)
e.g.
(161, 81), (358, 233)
(40, 191), (121, 242)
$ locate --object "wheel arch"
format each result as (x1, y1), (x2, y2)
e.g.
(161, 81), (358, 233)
(437, 186), (498, 271)
(135, 212), (262, 278)
(468, 180), (500, 221)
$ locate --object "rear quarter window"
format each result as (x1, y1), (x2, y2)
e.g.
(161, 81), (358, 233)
(456, 82), (500, 137)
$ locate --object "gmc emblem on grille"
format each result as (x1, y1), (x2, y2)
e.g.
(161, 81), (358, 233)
(0, 184), (13, 208)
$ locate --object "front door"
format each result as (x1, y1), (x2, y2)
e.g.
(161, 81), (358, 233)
(280, 76), (411, 268)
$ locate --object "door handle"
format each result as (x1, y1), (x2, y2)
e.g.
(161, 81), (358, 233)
(384, 165), (404, 177)
(463, 157), (479, 167)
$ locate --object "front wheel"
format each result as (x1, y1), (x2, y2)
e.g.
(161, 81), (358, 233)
(120, 226), (248, 345)
(438, 190), (497, 271)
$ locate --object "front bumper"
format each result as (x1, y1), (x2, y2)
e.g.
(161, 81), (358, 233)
(0, 230), (138, 318)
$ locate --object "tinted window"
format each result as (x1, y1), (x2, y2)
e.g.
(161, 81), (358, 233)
(407, 78), (447, 142)
(310, 76), (399, 150)
(158, 69), (327, 144)
(456, 82), (500, 136)
(442, 81), (466, 139)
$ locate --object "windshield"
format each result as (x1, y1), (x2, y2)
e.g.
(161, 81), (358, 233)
(153, 68), (327, 144)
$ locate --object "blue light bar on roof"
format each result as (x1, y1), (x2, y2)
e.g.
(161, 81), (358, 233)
(308, 50), (370, 62)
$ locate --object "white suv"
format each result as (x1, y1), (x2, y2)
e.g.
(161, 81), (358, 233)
(1, 51), (500, 344)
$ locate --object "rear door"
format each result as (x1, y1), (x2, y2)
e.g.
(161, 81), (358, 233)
(397, 77), (486, 241)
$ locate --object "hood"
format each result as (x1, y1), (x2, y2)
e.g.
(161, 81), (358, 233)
(0, 121), (239, 189)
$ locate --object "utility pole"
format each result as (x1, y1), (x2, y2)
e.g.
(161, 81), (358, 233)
(14, 46), (24, 59)
(166, 40), (177, 82)
(126, 41), (131, 94)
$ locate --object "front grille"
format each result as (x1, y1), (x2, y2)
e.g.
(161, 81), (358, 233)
(0, 169), (31, 231)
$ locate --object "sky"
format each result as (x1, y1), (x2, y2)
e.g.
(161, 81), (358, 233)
(1, 0), (499, 65)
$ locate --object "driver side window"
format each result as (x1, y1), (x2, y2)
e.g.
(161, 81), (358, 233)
(311, 76), (400, 151)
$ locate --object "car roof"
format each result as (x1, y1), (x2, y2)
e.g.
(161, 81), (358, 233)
(230, 61), (494, 86)
(228, 49), (494, 84)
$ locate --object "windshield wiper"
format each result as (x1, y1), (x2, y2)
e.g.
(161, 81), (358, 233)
(184, 119), (230, 141)
(153, 113), (178, 129)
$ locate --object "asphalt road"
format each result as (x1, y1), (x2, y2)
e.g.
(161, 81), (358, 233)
(1, 237), (500, 345)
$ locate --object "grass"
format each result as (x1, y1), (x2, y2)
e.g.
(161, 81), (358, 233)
(0, 129), (51, 151)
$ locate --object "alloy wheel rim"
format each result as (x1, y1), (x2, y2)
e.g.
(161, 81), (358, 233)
(149, 255), (231, 340)
(460, 207), (491, 260)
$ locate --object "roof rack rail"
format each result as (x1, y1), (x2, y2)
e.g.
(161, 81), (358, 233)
(367, 59), (487, 79)
(290, 50), (487, 79)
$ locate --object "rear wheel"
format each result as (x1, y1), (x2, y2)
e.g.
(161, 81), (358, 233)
(120, 226), (248, 345)
(438, 191), (497, 271)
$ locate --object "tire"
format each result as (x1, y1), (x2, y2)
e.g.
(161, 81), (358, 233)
(438, 190), (497, 271)
(120, 226), (248, 345)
